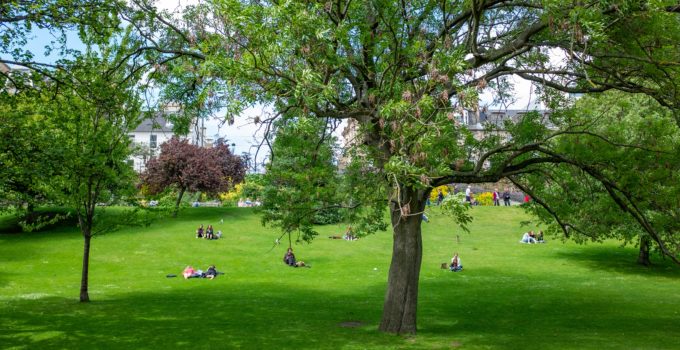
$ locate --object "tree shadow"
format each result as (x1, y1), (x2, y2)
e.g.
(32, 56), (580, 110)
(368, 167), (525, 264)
(415, 267), (680, 349)
(554, 245), (680, 278)
(0, 281), (397, 350)
(2, 268), (679, 350)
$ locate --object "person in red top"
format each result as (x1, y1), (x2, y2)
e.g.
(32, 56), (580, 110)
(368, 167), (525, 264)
(492, 188), (500, 206)
(524, 194), (531, 203)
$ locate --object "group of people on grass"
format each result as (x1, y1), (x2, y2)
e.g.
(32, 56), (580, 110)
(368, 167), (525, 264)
(520, 230), (545, 244)
(183, 265), (219, 279)
(195, 224), (222, 240)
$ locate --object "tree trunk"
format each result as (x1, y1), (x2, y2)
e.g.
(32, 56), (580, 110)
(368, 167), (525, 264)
(80, 231), (92, 302)
(637, 235), (651, 266)
(379, 188), (426, 334)
(173, 187), (186, 218)
(26, 201), (35, 215)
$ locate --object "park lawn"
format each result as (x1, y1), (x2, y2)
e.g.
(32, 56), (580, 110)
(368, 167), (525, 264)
(0, 206), (679, 350)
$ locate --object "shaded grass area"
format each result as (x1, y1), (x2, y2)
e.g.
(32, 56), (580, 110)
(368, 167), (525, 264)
(1, 206), (679, 349)
(0, 207), (78, 234)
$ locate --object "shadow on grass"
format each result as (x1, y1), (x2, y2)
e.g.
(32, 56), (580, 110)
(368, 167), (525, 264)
(554, 245), (680, 278)
(2, 269), (679, 350)
(0, 282), (395, 350)
(417, 267), (680, 349)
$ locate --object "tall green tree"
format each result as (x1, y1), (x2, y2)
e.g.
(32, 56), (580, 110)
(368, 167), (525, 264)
(138, 1), (680, 333)
(519, 91), (680, 266)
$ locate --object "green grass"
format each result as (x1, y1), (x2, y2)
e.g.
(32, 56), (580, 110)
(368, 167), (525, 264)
(1, 206), (679, 349)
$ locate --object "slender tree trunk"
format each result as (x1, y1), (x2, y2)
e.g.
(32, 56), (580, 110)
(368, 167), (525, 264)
(637, 235), (651, 266)
(80, 230), (92, 302)
(173, 187), (186, 218)
(26, 201), (35, 215)
(379, 188), (426, 334)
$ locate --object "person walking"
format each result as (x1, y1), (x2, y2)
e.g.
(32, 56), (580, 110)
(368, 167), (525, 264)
(493, 188), (500, 206)
(503, 189), (511, 206)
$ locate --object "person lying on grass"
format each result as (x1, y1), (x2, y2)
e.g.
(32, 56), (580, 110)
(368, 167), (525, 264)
(283, 248), (307, 267)
(183, 265), (201, 279)
(205, 265), (218, 279)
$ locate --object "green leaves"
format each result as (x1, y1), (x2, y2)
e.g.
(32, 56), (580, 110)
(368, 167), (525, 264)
(260, 115), (340, 243)
(440, 193), (473, 233)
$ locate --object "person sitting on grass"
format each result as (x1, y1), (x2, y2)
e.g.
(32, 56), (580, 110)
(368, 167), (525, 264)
(205, 224), (214, 240)
(450, 253), (463, 272)
(283, 248), (306, 267)
(520, 231), (537, 244)
(196, 224), (204, 239)
(537, 230), (545, 243)
(204, 265), (218, 279)
(343, 226), (357, 241)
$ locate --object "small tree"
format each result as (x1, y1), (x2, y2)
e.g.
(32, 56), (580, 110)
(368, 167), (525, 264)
(43, 46), (144, 302)
(260, 116), (340, 244)
(141, 137), (245, 216)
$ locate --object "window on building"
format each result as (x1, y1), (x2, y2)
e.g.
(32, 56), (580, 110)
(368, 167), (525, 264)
(150, 134), (157, 149)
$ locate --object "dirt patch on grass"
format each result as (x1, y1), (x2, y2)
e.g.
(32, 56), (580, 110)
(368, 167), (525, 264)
(338, 321), (364, 328)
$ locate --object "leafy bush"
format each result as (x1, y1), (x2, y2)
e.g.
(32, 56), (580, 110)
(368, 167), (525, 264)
(156, 188), (192, 208)
(312, 206), (343, 225)
(219, 183), (244, 207)
(429, 185), (451, 202)
(476, 192), (494, 206)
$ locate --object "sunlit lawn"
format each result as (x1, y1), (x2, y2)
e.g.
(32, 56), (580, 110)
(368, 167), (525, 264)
(1, 206), (679, 349)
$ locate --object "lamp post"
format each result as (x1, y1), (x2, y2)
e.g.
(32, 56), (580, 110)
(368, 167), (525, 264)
(230, 143), (236, 154)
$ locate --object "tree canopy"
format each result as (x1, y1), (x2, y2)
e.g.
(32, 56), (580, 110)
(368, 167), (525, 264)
(520, 91), (680, 265)
(140, 137), (246, 216)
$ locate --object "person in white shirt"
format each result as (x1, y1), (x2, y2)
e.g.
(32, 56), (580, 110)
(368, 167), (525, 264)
(450, 253), (463, 272)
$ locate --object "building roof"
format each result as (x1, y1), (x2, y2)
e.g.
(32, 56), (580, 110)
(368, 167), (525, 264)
(134, 115), (174, 133)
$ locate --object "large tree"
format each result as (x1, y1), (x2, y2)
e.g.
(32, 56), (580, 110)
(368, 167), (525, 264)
(135, 0), (680, 334)
(140, 137), (246, 216)
(519, 91), (680, 266)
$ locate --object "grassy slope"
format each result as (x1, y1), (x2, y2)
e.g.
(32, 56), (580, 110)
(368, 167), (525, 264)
(0, 206), (678, 350)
